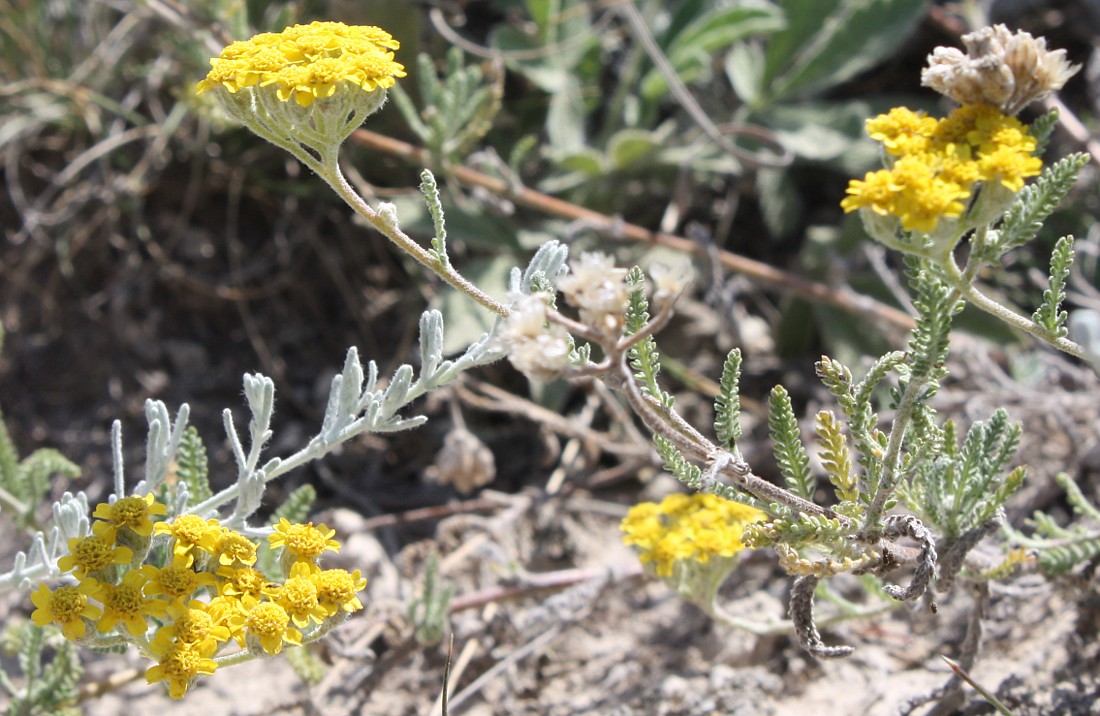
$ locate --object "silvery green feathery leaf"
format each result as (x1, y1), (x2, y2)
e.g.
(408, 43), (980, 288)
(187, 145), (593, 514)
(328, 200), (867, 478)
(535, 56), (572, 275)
(1028, 109), (1059, 155)
(768, 385), (814, 500)
(1032, 235), (1074, 339)
(713, 348), (743, 451)
(625, 267), (671, 408)
(420, 169), (450, 269)
(175, 427), (212, 507)
(985, 153), (1089, 259)
(509, 240), (569, 295)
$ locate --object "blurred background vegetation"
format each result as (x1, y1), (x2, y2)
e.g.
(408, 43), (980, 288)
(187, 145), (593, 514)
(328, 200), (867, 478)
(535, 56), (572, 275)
(1, 0), (1098, 513)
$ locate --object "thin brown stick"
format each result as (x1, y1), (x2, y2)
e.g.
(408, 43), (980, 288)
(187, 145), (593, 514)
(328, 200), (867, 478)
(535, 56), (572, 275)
(349, 128), (917, 332)
(448, 564), (643, 613)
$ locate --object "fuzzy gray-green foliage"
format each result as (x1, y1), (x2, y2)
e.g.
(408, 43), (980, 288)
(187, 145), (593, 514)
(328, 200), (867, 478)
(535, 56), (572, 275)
(652, 435), (753, 506)
(420, 169), (450, 270)
(906, 261), (959, 386)
(1032, 234), (1075, 339)
(713, 348), (743, 451)
(1028, 109), (1060, 155)
(175, 426), (212, 507)
(897, 410), (1025, 542)
(625, 267), (673, 409)
(389, 47), (501, 166)
(272, 484), (318, 526)
(983, 153), (1090, 259)
(767, 385), (813, 500)
(0, 623), (82, 716)
(1005, 473), (1100, 575)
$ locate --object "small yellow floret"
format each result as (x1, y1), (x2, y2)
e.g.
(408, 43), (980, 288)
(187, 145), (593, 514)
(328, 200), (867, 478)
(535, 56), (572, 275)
(151, 600), (232, 656)
(57, 533), (133, 579)
(245, 602), (302, 655)
(315, 568), (367, 615)
(140, 555), (216, 602)
(145, 642), (218, 699)
(30, 582), (101, 640)
(274, 562), (329, 628)
(217, 565), (275, 606)
(268, 518), (340, 564)
(977, 145), (1042, 191)
(91, 494), (167, 539)
(214, 529), (259, 567)
(89, 571), (168, 637)
(155, 514), (222, 556)
(865, 107), (938, 156)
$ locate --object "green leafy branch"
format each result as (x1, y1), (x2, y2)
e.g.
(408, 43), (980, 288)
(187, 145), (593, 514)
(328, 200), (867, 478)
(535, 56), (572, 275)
(389, 47), (502, 168)
(1032, 234), (1075, 339)
(1005, 473), (1100, 575)
(0, 623), (82, 716)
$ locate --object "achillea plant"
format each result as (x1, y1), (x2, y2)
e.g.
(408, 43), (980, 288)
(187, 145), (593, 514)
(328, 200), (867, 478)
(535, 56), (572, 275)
(3, 19), (567, 704)
(31, 493), (364, 699)
(2, 14), (1093, 712)
(599, 25), (1088, 669)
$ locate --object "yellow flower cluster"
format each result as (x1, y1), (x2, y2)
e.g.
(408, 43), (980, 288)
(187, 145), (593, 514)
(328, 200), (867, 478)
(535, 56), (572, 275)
(842, 104), (1042, 233)
(196, 21), (406, 107)
(30, 496), (366, 699)
(620, 493), (765, 577)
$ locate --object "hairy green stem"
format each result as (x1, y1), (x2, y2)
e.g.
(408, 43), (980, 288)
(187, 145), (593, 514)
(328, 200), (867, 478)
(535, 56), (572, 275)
(940, 245), (1083, 358)
(958, 283), (1083, 358)
(242, 118), (510, 319)
(322, 158), (510, 318)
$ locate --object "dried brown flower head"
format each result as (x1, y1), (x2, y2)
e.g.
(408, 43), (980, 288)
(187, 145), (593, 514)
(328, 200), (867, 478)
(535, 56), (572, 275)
(921, 24), (1079, 115)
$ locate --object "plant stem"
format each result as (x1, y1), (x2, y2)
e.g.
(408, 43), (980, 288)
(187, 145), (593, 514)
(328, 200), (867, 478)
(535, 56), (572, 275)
(939, 250), (1084, 359)
(322, 158), (510, 318)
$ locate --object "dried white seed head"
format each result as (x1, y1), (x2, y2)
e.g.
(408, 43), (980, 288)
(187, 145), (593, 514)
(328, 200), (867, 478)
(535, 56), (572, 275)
(426, 428), (495, 495)
(499, 293), (571, 381)
(648, 258), (694, 309)
(557, 252), (630, 337)
(921, 24), (1079, 114)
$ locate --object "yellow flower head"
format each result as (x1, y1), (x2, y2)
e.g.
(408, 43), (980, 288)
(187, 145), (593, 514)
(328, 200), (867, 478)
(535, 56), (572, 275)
(315, 568), (367, 616)
(244, 601), (302, 655)
(216, 565), (275, 607)
(213, 528), (259, 568)
(155, 514), (223, 557)
(145, 641), (218, 700)
(91, 494), (167, 540)
(196, 21), (406, 107)
(621, 493), (766, 578)
(843, 103), (1041, 234)
(273, 561), (329, 628)
(140, 554), (217, 602)
(57, 533), (133, 580)
(268, 518), (340, 565)
(865, 107), (938, 156)
(150, 600), (232, 657)
(29, 582), (102, 641)
(207, 594), (249, 645)
(87, 571), (169, 637)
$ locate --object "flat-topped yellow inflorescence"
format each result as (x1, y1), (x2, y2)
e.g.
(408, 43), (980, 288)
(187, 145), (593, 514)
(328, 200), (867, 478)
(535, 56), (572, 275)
(196, 21), (406, 107)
